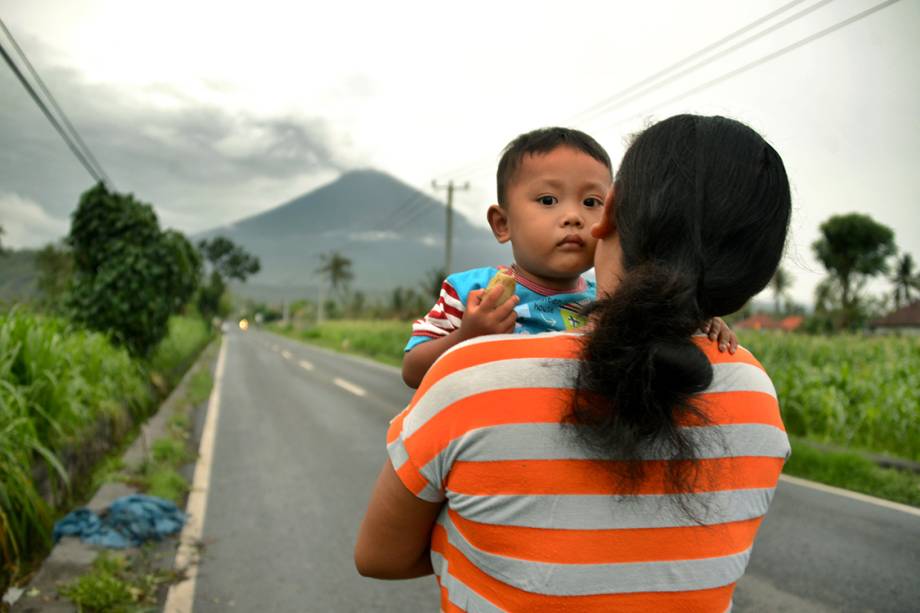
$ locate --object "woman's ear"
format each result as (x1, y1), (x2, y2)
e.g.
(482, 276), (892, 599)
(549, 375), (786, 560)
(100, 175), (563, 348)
(590, 188), (616, 239)
(487, 204), (511, 244)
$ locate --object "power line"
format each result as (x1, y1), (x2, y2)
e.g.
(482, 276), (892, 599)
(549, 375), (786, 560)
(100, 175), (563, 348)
(374, 199), (439, 236)
(571, 0), (838, 126)
(0, 18), (113, 188)
(0, 39), (105, 186)
(595, 0), (903, 133)
(365, 191), (432, 234)
(567, 0), (817, 125)
(430, 0), (839, 185)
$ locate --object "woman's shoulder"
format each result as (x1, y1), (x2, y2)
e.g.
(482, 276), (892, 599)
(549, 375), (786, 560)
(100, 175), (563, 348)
(411, 332), (583, 398)
(692, 335), (776, 392)
(443, 330), (582, 368)
(692, 335), (784, 430)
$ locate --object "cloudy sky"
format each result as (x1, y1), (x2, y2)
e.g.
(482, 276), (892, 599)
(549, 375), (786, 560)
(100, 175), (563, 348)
(1, 0), (917, 304)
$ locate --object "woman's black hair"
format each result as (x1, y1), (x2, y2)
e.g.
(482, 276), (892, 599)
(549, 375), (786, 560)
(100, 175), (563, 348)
(571, 115), (791, 511)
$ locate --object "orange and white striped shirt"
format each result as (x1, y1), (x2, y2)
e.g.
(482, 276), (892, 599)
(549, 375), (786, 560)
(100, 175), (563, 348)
(387, 331), (789, 612)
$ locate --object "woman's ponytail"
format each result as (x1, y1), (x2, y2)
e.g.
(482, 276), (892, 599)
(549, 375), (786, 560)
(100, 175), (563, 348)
(571, 263), (712, 490)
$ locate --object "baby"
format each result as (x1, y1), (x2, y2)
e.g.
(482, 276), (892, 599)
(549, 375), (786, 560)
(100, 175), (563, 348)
(402, 127), (734, 388)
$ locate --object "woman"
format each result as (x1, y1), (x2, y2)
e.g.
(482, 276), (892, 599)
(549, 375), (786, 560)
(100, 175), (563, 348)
(356, 115), (792, 612)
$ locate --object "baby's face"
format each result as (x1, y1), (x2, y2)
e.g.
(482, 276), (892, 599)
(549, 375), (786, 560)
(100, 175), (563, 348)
(499, 146), (610, 288)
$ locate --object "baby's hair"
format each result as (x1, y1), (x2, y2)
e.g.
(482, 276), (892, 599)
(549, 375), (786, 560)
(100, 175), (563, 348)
(496, 127), (612, 207)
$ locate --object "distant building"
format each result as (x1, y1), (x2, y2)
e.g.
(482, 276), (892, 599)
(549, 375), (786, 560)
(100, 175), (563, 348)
(778, 315), (804, 332)
(735, 314), (779, 331)
(734, 313), (804, 332)
(871, 301), (920, 335)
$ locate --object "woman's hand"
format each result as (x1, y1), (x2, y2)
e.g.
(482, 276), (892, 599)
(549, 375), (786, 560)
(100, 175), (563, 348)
(703, 317), (738, 354)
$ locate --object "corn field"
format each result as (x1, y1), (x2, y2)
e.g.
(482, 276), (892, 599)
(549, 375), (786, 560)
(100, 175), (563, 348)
(741, 332), (920, 462)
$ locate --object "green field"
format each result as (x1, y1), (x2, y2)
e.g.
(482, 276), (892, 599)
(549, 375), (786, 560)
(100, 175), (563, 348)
(272, 319), (411, 367)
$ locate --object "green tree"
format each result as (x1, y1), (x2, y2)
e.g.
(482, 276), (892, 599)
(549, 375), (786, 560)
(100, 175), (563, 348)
(770, 266), (793, 315)
(812, 213), (895, 327)
(162, 230), (202, 312)
(196, 236), (260, 319)
(890, 253), (920, 309)
(67, 183), (201, 356)
(315, 251), (353, 300)
(35, 242), (74, 311)
(0, 225), (5, 255)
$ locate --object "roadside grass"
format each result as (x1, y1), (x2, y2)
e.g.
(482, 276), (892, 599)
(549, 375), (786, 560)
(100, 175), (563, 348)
(59, 550), (181, 613)
(58, 345), (216, 609)
(0, 308), (212, 593)
(785, 437), (920, 507)
(114, 358), (213, 505)
(270, 320), (409, 367)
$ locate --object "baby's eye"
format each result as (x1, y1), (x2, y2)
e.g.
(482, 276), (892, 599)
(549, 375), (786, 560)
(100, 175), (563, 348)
(538, 195), (558, 206)
(584, 197), (603, 208)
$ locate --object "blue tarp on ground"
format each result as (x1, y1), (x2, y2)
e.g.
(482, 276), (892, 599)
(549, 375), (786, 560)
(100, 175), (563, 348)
(53, 494), (186, 548)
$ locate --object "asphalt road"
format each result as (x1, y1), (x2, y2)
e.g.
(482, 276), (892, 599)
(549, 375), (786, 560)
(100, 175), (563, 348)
(191, 328), (920, 612)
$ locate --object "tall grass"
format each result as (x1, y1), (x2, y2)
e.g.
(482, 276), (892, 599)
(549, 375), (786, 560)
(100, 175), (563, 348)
(740, 332), (920, 462)
(0, 309), (211, 589)
(147, 316), (212, 387)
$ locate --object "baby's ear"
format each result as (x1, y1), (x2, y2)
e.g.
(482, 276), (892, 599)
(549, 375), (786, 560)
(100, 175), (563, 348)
(487, 204), (511, 244)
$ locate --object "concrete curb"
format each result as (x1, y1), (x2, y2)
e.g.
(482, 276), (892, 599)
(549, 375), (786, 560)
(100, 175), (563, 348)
(9, 339), (220, 612)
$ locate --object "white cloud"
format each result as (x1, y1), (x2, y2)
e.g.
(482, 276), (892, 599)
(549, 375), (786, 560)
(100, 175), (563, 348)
(0, 192), (68, 248)
(347, 230), (400, 242)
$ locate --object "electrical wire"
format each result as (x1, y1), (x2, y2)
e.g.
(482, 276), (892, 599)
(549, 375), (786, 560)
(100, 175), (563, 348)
(570, 0), (838, 127)
(0, 19), (112, 188)
(0, 18), (112, 188)
(594, 0), (903, 133)
(0, 39), (104, 185)
(431, 0), (841, 185)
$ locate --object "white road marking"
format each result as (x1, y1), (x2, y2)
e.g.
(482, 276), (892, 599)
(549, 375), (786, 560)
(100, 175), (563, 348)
(780, 474), (920, 517)
(299, 360), (314, 371)
(281, 350), (293, 359)
(333, 377), (367, 397)
(164, 337), (228, 613)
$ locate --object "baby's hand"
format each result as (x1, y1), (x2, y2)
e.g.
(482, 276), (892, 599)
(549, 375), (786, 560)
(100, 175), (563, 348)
(703, 317), (738, 354)
(459, 285), (519, 340)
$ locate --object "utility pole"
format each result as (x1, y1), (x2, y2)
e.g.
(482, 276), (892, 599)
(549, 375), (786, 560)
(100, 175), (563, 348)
(432, 180), (470, 275)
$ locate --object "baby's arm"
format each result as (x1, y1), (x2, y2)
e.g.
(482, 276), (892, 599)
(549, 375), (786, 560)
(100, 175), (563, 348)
(402, 285), (518, 389)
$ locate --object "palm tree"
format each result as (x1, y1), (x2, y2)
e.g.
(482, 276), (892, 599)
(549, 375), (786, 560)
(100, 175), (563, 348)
(770, 266), (793, 315)
(890, 253), (920, 309)
(316, 251), (353, 300)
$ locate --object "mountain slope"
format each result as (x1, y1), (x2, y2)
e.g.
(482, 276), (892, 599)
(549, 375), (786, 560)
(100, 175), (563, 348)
(199, 169), (511, 297)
